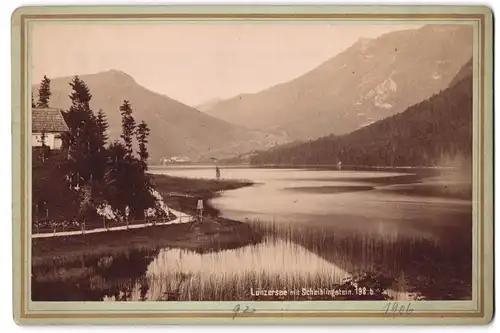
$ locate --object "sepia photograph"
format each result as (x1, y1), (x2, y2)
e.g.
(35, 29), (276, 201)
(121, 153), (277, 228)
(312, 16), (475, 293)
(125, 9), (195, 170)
(12, 5), (493, 325)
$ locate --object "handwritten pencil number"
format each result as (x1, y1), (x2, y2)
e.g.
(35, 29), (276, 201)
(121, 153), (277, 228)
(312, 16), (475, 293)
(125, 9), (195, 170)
(233, 304), (256, 320)
(383, 302), (414, 317)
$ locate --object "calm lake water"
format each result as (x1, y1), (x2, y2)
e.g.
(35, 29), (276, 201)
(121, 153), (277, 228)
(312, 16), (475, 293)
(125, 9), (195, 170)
(151, 166), (471, 240)
(32, 166), (472, 301)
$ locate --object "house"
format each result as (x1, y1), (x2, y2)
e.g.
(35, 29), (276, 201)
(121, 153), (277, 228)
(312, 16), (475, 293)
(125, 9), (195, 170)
(32, 108), (69, 150)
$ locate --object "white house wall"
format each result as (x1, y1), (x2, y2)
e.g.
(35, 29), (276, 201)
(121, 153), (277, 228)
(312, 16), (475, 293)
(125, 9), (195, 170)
(32, 133), (62, 149)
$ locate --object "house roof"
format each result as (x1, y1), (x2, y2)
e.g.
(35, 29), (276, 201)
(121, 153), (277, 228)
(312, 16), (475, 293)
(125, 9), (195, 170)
(32, 108), (69, 133)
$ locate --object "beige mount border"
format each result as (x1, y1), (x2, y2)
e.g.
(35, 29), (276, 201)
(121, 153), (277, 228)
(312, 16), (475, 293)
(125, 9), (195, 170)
(11, 5), (494, 325)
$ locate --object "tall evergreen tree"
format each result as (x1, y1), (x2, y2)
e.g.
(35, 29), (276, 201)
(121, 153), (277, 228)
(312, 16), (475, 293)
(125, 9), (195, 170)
(68, 75), (92, 109)
(104, 141), (128, 213)
(65, 76), (99, 186)
(119, 100), (136, 156)
(136, 121), (150, 170)
(37, 75), (51, 108)
(91, 109), (109, 182)
(96, 109), (109, 146)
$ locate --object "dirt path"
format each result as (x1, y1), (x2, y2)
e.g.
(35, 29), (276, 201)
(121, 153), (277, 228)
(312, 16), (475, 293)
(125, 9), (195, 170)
(32, 208), (194, 239)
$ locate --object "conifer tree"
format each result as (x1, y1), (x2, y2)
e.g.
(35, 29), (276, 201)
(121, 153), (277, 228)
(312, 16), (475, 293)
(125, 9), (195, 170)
(68, 75), (92, 109)
(96, 109), (109, 146)
(37, 75), (51, 108)
(136, 121), (150, 170)
(102, 103), (155, 219)
(65, 76), (99, 186)
(119, 100), (136, 156)
(91, 109), (109, 182)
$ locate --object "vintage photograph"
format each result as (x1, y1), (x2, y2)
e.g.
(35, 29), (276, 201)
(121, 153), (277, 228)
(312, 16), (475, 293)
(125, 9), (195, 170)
(28, 19), (476, 304)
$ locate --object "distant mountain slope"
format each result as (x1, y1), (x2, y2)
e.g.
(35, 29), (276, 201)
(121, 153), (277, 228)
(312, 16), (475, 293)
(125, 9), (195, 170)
(33, 70), (290, 162)
(205, 25), (473, 141)
(249, 67), (472, 168)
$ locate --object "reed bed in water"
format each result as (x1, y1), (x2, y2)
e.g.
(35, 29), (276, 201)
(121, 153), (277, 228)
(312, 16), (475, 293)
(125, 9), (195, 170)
(246, 219), (471, 300)
(248, 220), (444, 274)
(121, 270), (388, 301)
(33, 236), (388, 301)
(97, 239), (391, 301)
(133, 236), (356, 301)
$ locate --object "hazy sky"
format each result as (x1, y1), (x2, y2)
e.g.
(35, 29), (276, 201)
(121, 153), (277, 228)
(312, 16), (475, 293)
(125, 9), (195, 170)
(31, 22), (423, 106)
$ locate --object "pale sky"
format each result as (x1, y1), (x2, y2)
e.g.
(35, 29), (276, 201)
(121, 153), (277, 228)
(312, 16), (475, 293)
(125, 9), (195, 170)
(31, 22), (423, 106)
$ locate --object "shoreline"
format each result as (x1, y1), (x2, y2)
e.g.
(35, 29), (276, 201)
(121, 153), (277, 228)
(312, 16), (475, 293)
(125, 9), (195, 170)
(32, 169), (471, 261)
(32, 174), (258, 261)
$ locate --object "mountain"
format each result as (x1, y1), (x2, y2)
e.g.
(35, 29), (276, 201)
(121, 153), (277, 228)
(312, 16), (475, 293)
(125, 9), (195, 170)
(204, 25), (473, 141)
(248, 62), (473, 168)
(33, 70), (290, 162)
(195, 98), (223, 112)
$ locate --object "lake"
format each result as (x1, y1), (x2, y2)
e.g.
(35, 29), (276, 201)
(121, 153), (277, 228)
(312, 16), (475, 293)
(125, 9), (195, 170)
(32, 166), (472, 301)
(151, 166), (471, 239)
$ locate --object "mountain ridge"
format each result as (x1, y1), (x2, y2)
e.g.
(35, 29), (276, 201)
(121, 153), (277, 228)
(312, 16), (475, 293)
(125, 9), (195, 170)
(204, 24), (473, 141)
(248, 59), (473, 168)
(33, 70), (291, 162)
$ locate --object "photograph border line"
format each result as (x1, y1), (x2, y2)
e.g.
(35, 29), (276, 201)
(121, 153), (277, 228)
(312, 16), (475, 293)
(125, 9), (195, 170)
(14, 10), (490, 322)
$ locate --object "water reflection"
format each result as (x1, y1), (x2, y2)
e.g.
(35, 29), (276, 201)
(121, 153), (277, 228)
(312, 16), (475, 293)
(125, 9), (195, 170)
(150, 238), (348, 277)
(31, 248), (159, 301)
(128, 238), (350, 301)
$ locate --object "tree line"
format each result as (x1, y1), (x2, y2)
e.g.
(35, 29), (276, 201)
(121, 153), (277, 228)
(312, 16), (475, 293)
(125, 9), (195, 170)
(33, 75), (163, 224)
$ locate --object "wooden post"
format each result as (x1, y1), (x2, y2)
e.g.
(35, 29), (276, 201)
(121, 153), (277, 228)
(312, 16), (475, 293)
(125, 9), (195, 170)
(197, 200), (204, 223)
(35, 204), (39, 234)
(125, 207), (130, 230)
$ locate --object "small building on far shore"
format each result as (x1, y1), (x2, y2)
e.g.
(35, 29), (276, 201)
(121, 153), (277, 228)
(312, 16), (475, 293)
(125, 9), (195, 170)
(160, 156), (191, 165)
(32, 108), (69, 150)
